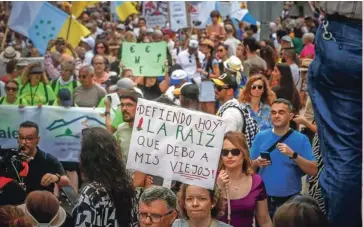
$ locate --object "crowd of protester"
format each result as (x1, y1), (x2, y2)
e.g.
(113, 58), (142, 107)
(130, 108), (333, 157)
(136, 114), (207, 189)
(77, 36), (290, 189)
(0, 1), (362, 227)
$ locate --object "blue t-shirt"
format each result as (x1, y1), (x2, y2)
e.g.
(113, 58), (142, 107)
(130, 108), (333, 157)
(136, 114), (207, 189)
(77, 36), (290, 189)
(250, 129), (315, 197)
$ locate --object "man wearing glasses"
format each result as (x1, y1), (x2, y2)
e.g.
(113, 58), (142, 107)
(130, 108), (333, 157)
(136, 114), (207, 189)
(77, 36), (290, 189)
(139, 186), (177, 227)
(18, 121), (70, 193)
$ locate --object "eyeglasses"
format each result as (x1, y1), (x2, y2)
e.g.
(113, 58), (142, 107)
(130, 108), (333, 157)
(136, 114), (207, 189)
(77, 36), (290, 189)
(97, 46), (105, 49)
(221, 149), (241, 156)
(120, 103), (135, 109)
(18, 136), (37, 143)
(139, 211), (173, 223)
(5, 86), (18, 92)
(251, 85), (263, 90)
(214, 85), (228, 92)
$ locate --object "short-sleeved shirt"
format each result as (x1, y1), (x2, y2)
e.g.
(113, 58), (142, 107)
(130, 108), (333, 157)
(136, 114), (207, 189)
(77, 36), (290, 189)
(242, 102), (272, 131)
(114, 123), (132, 161)
(73, 84), (106, 107)
(98, 97), (124, 129)
(0, 97), (28, 105)
(224, 37), (241, 56)
(176, 50), (205, 79)
(24, 148), (66, 193)
(19, 82), (56, 105)
(250, 129), (315, 197)
(220, 174), (267, 227)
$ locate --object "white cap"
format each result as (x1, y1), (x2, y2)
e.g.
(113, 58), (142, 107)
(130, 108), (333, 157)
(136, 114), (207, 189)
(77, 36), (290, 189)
(80, 36), (95, 49)
(171, 69), (188, 80)
(117, 24), (125, 30)
(188, 39), (198, 49)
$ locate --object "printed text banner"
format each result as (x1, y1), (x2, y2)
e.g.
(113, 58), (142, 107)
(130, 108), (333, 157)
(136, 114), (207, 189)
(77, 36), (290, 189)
(0, 106), (109, 162)
(121, 42), (167, 77)
(126, 99), (226, 190)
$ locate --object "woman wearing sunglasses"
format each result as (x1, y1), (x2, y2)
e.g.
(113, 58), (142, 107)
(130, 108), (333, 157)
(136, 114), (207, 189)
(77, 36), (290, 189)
(239, 75), (275, 131)
(0, 80), (28, 106)
(173, 184), (231, 227)
(217, 44), (230, 74)
(217, 132), (272, 227)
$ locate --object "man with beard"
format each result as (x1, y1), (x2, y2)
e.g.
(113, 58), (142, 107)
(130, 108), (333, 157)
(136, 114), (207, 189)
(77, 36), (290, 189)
(114, 89), (142, 161)
(17, 121), (70, 193)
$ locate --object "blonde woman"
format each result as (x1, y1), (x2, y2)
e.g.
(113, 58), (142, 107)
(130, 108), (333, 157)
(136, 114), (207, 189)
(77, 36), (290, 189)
(19, 63), (55, 106)
(217, 132), (272, 227)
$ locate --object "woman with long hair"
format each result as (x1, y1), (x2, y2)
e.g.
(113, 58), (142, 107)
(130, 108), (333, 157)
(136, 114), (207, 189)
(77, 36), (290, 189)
(0, 80), (28, 106)
(197, 39), (220, 114)
(217, 132), (272, 227)
(259, 46), (276, 82)
(19, 64), (55, 106)
(72, 127), (137, 227)
(93, 40), (111, 62)
(173, 184), (231, 227)
(239, 76), (275, 131)
(217, 44), (230, 74)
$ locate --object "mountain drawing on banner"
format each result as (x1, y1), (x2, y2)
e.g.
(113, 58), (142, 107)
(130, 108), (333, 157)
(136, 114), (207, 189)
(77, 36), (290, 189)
(46, 116), (105, 131)
(55, 128), (80, 138)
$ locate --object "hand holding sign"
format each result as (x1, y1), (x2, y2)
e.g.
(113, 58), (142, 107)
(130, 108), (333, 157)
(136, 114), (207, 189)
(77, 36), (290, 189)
(121, 42), (167, 77)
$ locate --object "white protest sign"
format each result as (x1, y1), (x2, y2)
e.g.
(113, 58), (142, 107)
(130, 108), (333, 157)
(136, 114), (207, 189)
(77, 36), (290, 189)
(126, 99), (226, 190)
(169, 2), (187, 31)
(142, 1), (168, 28)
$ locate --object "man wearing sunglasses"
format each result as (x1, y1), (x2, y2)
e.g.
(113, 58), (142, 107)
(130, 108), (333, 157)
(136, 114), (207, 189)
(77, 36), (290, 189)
(139, 186), (177, 227)
(250, 99), (318, 219)
(17, 121), (70, 194)
(213, 73), (244, 133)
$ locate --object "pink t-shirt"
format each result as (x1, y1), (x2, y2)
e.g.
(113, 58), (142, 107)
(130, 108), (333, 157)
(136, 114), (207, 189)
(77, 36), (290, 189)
(300, 43), (315, 59)
(93, 72), (109, 87)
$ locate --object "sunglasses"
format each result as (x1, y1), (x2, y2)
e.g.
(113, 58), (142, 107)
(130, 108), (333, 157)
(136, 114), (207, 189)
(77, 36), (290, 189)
(214, 85), (228, 92)
(221, 149), (241, 157)
(97, 46), (105, 49)
(218, 49), (224, 52)
(251, 85), (263, 90)
(5, 86), (18, 92)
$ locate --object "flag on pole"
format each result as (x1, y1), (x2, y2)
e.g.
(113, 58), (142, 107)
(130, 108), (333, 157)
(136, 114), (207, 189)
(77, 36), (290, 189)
(71, 1), (99, 18)
(8, 1), (90, 56)
(230, 2), (257, 25)
(194, 1), (221, 28)
(111, 1), (138, 21)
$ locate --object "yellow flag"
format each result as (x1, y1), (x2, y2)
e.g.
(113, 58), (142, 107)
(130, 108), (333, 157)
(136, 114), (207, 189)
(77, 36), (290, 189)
(71, 1), (99, 18)
(58, 17), (91, 49)
(114, 1), (138, 21)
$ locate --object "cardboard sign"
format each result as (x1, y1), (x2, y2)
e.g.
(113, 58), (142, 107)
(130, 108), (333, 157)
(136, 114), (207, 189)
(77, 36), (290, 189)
(121, 42), (167, 77)
(126, 99), (226, 190)
(169, 2), (187, 31)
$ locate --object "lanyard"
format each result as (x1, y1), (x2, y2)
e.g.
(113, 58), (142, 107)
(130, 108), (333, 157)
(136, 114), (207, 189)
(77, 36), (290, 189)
(30, 83), (40, 106)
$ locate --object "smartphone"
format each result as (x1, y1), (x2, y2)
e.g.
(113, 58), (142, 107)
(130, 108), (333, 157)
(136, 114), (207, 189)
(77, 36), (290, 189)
(260, 152), (272, 164)
(61, 186), (79, 207)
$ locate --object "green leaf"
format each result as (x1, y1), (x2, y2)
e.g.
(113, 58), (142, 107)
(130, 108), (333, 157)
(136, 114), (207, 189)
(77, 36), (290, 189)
(65, 128), (73, 136)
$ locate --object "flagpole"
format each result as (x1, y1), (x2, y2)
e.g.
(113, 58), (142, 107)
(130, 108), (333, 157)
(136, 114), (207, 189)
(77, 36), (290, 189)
(66, 15), (72, 41)
(1, 27), (8, 51)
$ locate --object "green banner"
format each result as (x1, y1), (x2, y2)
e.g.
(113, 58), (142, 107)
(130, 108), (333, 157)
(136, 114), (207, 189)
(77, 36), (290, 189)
(121, 42), (167, 77)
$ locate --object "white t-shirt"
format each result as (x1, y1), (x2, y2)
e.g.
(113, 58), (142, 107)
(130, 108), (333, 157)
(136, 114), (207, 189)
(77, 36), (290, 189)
(290, 63), (302, 91)
(176, 50), (205, 79)
(84, 50), (94, 65)
(224, 36), (240, 56)
(217, 99), (244, 133)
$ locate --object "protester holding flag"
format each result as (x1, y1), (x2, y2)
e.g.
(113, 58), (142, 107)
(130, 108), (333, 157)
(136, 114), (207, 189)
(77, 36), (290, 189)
(19, 63), (56, 106)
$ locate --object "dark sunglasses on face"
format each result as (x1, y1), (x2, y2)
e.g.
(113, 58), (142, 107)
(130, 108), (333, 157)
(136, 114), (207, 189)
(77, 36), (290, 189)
(221, 149), (241, 157)
(218, 49), (224, 52)
(5, 87), (18, 92)
(251, 85), (263, 90)
(214, 85), (228, 92)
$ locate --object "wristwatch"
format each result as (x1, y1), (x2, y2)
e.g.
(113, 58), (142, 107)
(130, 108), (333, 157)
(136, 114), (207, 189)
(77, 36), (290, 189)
(104, 111), (110, 116)
(290, 152), (299, 160)
(55, 174), (61, 183)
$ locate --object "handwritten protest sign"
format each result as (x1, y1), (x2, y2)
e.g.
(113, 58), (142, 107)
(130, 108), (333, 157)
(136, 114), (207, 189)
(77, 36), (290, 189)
(126, 99), (226, 190)
(121, 42), (167, 77)
(170, 2), (187, 31)
(142, 1), (168, 28)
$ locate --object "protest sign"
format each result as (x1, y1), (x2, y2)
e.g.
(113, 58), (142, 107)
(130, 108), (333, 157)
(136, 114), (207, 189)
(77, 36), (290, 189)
(142, 1), (168, 28)
(126, 99), (226, 190)
(121, 42), (167, 77)
(0, 106), (112, 162)
(169, 2), (187, 31)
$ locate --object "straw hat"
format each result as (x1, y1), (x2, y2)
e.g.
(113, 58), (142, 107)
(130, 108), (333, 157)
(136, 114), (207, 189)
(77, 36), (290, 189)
(0, 46), (21, 63)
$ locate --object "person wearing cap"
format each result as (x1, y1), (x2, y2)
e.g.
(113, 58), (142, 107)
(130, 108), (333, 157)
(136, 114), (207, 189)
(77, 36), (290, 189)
(74, 64), (106, 107)
(280, 35), (294, 50)
(213, 73), (244, 132)
(19, 63), (56, 106)
(176, 39), (205, 82)
(165, 66), (188, 106)
(50, 60), (80, 99)
(241, 37), (267, 78)
(116, 23), (126, 34)
(224, 24), (241, 57)
(79, 36), (95, 65)
(197, 39), (220, 114)
(178, 83), (200, 111)
(0, 46), (21, 77)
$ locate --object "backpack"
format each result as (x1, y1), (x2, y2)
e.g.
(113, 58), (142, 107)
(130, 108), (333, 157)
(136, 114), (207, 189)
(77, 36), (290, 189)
(218, 101), (260, 148)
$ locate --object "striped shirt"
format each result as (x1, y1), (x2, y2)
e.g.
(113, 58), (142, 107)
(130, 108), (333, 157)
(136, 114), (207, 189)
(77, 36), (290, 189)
(317, 1), (362, 20)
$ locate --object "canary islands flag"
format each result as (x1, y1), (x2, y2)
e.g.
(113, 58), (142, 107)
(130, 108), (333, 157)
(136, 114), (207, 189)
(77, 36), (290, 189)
(111, 1), (138, 21)
(8, 1), (87, 56)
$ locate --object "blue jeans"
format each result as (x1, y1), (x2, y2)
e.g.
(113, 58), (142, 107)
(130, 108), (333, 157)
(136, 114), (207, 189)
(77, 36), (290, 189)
(308, 19), (362, 227)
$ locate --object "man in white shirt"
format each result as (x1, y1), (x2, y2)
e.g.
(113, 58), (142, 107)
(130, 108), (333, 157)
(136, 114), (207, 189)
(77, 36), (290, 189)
(79, 37), (95, 65)
(224, 24), (240, 56)
(212, 73), (244, 132)
(176, 40), (205, 84)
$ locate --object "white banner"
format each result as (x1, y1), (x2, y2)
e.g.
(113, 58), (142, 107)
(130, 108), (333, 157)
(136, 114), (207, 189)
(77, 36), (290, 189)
(0, 106), (109, 162)
(169, 2), (187, 31)
(142, 1), (169, 28)
(126, 99), (226, 190)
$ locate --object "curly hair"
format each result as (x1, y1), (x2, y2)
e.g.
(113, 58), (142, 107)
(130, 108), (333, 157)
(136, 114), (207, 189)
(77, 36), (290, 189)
(80, 127), (136, 227)
(0, 205), (32, 227)
(177, 184), (225, 220)
(239, 75), (275, 106)
(219, 131), (253, 175)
